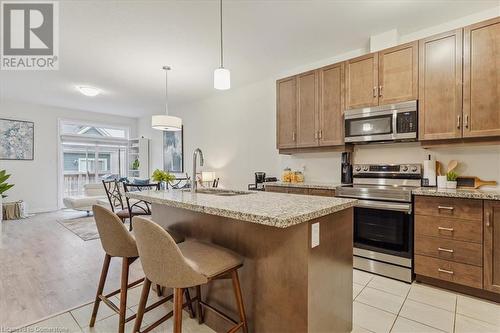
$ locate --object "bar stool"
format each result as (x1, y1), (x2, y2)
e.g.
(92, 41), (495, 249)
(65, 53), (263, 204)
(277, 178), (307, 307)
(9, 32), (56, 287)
(133, 216), (248, 333)
(90, 205), (192, 333)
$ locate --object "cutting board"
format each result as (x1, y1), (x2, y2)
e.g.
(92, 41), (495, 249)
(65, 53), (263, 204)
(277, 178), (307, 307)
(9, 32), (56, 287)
(457, 176), (497, 189)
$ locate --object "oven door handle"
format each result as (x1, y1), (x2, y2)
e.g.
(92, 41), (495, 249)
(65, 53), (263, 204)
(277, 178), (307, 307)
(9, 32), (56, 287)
(355, 200), (412, 213)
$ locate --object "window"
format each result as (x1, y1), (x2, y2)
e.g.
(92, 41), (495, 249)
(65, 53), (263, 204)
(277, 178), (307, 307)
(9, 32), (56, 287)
(59, 120), (130, 197)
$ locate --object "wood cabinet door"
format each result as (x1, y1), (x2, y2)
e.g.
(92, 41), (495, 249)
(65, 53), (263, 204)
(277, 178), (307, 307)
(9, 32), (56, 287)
(276, 76), (297, 149)
(297, 70), (319, 148)
(318, 63), (344, 146)
(419, 30), (463, 140)
(464, 17), (500, 138)
(345, 53), (378, 109)
(484, 201), (500, 294)
(378, 42), (418, 105)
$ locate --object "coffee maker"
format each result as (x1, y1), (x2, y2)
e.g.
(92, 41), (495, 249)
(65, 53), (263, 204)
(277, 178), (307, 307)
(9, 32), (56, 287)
(341, 152), (353, 185)
(255, 172), (266, 190)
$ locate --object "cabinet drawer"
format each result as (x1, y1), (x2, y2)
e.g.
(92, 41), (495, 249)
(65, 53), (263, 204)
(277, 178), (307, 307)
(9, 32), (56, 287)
(415, 215), (482, 243)
(415, 255), (483, 289)
(415, 235), (482, 266)
(308, 188), (335, 197)
(414, 196), (483, 221)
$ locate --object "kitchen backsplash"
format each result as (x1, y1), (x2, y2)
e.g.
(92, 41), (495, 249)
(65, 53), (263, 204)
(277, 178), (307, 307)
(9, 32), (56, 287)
(279, 143), (500, 189)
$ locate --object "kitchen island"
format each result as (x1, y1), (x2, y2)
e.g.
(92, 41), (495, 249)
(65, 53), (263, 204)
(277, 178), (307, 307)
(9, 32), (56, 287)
(126, 188), (356, 333)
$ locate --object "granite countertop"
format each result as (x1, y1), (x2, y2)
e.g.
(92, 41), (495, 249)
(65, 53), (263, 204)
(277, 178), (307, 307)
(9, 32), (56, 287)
(412, 187), (500, 200)
(126, 189), (356, 228)
(264, 181), (341, 190)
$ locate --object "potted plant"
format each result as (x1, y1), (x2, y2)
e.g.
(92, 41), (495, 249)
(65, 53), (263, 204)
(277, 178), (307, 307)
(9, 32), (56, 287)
(0, 170), (15, 223)
(152, 169), (176, 190)
(446, 171), (458, 189)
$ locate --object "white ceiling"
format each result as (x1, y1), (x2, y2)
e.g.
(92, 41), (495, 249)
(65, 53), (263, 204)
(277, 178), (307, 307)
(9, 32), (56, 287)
(0, 0), (498, 118)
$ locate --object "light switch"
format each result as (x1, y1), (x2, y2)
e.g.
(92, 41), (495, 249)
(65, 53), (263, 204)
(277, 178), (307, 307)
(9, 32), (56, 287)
(311, 222), (320, 248)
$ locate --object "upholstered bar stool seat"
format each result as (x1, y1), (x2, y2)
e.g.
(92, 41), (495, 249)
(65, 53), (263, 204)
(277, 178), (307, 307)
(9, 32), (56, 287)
(133, 217), (248, 333)
(90, 205), (191, 333)
(179, 241), (243, 279)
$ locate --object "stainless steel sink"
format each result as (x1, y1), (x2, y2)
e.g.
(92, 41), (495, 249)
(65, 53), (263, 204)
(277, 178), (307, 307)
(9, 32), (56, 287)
(182, 188), (253, 196)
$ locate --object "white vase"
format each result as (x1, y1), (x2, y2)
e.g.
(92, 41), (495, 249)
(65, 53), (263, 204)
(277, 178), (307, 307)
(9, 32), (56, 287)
(446, 181), (457, 189)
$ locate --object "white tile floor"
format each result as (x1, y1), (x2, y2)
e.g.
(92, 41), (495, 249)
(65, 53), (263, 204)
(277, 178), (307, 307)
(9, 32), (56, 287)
(14, 269), (500, 333)
(353, 269), (500, 333)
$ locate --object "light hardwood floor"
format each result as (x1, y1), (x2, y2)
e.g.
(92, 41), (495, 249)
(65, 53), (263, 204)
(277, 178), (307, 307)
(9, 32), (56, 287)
(0, 210), (144, 328)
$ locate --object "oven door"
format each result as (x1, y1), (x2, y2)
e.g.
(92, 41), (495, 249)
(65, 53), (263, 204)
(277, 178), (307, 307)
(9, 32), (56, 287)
(344, 112), (394, 143)
(353, 200), (413, 259)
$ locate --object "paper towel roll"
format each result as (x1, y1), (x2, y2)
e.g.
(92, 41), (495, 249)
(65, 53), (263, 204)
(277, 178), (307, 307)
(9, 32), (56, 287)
(423, 157), (436, 186)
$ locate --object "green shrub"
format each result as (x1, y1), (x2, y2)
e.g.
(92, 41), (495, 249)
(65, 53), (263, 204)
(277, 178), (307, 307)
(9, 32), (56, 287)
(151, 169), (176, 183)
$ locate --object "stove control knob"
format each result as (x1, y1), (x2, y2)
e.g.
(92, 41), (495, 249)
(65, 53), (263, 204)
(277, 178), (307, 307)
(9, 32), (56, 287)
(402, 165), (409, 172)
(363, 166), (369, 172)
(411, 166), (418, 172)
(355, 166), (361, 172)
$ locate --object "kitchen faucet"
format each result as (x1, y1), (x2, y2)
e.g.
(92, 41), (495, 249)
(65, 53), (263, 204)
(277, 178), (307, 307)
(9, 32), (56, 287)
(192, 148), (204, 193)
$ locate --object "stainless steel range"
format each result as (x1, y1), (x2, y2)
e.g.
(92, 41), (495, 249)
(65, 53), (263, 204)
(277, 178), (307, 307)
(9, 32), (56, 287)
(336, 164), (422, 283)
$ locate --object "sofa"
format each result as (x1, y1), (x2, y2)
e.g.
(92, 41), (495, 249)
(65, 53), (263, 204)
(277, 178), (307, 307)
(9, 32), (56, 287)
(63, 183), (108, 213)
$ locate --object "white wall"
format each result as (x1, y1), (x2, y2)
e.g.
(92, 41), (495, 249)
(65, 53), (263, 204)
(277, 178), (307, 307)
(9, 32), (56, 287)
(139, 7), (500, 190)
(0, 101), (137, 213)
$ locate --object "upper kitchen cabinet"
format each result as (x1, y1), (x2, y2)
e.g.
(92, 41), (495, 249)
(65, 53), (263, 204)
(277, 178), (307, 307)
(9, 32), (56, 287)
(378, 42), (418, 105)
(297, 70), (319, 148)
(484, 200), (500, 294)
(319, 63), (344, 146)
(419, 30), (463, 140)
(345, 42), (418, 110)
(463, 17), (500, 138)
(276, 76), (297, 149)
(345, 53), (379, 109)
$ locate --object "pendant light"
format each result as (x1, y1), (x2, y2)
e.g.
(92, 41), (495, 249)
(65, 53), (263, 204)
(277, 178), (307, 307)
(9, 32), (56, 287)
(152, 66), (182, 131)
(214, 0), (230, 90)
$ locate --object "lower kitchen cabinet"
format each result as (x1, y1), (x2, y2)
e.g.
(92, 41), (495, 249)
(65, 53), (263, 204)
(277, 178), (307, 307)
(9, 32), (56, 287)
(266, 186), (335, 197)
(415, 196), (500, 297)
(484, 200), (500, 293)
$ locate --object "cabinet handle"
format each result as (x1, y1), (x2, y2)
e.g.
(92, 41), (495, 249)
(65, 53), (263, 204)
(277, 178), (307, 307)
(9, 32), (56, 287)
(379, 85), (383, 97)
(314, 131), (318, 139)
(319, 130), (322, 139)
(457, 115), (461, 129)
(438, 268), (454, 275)
(438, 247), (454, 253)
(464, 114), (469, 129)
(438, 226), (454, 232)
(438, 206), (454, 211)
(292, 131), (296, 141)
(373, 87), (377, 97)
(486, 211), (491, 227)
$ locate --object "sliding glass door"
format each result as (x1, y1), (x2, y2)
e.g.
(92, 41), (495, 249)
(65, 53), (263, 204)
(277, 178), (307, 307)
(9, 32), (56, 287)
(59, 120), (129, 199)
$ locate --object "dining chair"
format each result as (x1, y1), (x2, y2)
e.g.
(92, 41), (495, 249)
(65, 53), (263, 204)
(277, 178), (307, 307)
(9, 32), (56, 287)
(102, 179), (130, 223)
(122, 182), (160, 231)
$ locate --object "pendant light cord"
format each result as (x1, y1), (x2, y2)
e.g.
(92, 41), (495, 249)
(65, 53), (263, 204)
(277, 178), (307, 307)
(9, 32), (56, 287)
(163, 66), (170, 115)
(219, 0), (223, 68)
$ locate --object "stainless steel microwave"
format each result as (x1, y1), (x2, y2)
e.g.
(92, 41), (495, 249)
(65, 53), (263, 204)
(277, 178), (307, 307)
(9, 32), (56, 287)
(344, 100), (417, 143)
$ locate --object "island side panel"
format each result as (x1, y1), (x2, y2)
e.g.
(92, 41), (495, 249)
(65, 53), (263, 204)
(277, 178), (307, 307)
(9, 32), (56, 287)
(308, 207), (353, 333)
(151, 203), (310, 333)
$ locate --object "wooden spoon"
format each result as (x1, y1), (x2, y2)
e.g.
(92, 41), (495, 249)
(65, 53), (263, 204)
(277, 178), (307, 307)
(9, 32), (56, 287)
(436, 161), (442, 176)
(447, 160), (458, 174)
